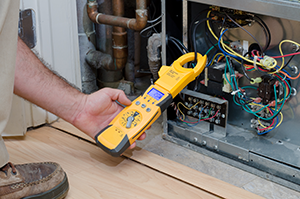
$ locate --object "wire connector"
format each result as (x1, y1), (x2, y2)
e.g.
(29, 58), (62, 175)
(260, 55), (276, 69)
(250, 77), (262, 84)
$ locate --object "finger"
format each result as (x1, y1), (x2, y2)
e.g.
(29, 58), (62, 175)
(114, 89), (132, 106)
(137, 132), (146, 140)
(128, 142), (136, 149)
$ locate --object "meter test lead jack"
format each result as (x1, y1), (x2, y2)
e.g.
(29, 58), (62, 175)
(95, 53), (207, 157)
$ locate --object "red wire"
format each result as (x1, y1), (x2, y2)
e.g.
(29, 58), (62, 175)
(272, 51), (300, 59)
(257, 107), (275, 131)
(201, 110), (220, 121)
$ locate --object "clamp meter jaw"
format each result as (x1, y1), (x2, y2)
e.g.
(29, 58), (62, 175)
(95, 53), (207, 157)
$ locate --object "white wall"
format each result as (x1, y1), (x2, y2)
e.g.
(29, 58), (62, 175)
(3, 0), (81, 136)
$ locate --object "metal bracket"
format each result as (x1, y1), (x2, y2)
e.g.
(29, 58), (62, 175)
(18, 9), (36, 49)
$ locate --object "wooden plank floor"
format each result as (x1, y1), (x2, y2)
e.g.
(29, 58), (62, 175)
(51, 120), (263, 199)
(4, 121), (263, 199)
(4, 126), (218, 199)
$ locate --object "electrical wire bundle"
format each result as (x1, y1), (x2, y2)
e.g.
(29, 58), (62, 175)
(170, 7), (300, 135)
(206, 9), (299, 135)
(175, 102), (219, 127)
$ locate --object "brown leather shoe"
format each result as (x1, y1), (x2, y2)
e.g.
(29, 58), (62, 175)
(0, 162), (69, 199)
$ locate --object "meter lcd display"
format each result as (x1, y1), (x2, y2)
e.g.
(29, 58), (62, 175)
(147, 87), (164, 101)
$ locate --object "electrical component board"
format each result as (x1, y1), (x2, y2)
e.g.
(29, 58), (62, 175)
(162, 0), (300, 191)
(180, 89), (228, 129)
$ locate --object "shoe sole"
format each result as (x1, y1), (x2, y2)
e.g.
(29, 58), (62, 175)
(22, 172), (69, 199)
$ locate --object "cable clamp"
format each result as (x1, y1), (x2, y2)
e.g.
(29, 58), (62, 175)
(253, 55), (258, 70)
(231, 89), (241, 95)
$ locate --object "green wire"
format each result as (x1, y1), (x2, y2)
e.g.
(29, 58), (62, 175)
(201, 108), (212, 119)
(205, 44), (218, 55)
(241, 85), (258, 90)
(274, 84), (278, 111)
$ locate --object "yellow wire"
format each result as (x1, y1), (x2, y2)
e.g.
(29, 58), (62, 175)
(257, 111), (283, 129)
(206, 11), (218, 41)
(177, 101), (201, 121)
(210, 53), (224, 66)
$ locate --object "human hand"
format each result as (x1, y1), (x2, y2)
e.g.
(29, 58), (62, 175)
(72, 88), (146, 149)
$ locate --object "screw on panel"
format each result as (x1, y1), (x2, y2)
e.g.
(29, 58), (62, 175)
(201, 140), (207, 146)
(291, 88), (297, 96)
(290, 65), (298, 74)
(214, 145), (218, 150)
(193, 137), (198, 142)
(276, 140), (283, 145)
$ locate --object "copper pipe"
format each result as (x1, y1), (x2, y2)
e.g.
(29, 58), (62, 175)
(112, 0), (127, 70)
(87, 0), (148, 31)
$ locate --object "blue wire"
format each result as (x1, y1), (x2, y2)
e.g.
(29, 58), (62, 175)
(184, 107), (205, 127)
(218, 29), (240, 60)
(257, 115), (279, 135)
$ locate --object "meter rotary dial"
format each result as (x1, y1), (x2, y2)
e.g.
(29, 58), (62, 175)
(120, 110), (142, 129)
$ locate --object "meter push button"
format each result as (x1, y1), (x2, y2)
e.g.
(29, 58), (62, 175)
(135, 101), (141, 106)
(141, 104), (146, 108)
(146, 108), (151, 112)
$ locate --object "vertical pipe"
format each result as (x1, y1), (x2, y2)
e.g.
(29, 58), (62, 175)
(77, 0), (98, 93)
(112, 0), (128, 70)
(96, 0), (123, 84)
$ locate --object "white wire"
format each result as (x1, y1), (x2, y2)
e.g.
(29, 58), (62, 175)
(147, 13), (164, 23)
(140, 20), (162, 35)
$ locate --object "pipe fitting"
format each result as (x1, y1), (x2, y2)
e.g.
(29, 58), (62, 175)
(147, 33), (162, 80)
(87, 0), (148, 31)
(85, 49), (113, 70)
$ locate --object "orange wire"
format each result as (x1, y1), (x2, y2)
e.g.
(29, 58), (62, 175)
(279, 70), (300, 80)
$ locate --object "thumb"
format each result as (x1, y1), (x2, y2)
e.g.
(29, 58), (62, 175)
(117, 90), (132, 106)
(103, 88), (131, 106)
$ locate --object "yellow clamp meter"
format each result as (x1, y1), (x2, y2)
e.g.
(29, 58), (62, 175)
(95, 52), (207, 157)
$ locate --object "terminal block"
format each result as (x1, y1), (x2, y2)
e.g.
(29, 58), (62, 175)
(181, 89), (228, 128)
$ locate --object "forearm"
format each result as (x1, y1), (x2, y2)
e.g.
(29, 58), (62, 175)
(14, 37), (87, 124)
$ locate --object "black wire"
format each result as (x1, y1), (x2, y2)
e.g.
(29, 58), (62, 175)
(168, 38), (185, 55)
(192, 18), (213, 63)
(189, 9), (210, 51)
(205, 23), (220, 52)
(225, 13), (264, 54)
(253, 15), (271, 52)
(282, 49), (300, 70)
(241, 52), (252, 81)
(169, 36), (189, 53)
